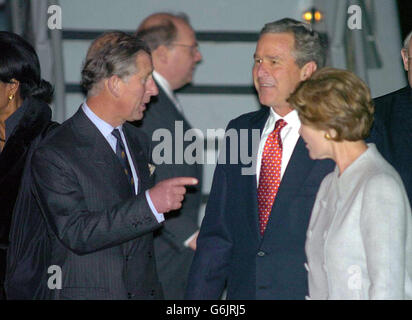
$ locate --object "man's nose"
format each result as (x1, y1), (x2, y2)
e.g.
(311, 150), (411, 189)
(194, 47), (202, 62)
(256, 62), (268, 77)
(147, 78), (158, 96)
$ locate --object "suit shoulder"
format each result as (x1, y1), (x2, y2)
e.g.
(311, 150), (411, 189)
(373, 87), (410, 113)
(227, 108), (268, 129)
(36, 117), (75, 151)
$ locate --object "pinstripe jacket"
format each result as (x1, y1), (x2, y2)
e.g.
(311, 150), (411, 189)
(28, 108), (163, 300)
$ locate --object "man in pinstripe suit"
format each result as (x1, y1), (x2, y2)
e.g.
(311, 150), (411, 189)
(10, 32), (197, 299)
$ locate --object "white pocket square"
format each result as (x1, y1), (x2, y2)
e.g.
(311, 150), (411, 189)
(148, 163), (156, 176)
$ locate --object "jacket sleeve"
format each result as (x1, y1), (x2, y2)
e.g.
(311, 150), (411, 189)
(360, 173), (412, 299)
(31, 146), (161, 256)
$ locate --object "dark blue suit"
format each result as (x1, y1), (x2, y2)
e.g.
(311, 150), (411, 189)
(370, 86), (412, 205)
(185, 107), (334, 300)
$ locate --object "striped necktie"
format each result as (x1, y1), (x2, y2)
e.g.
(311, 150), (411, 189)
(111, 128), (135, 194)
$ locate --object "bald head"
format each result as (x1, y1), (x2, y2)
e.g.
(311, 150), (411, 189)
(136, 12), (202, 90)
(135, 12), (190, 51)
(137, 12), (189, 33)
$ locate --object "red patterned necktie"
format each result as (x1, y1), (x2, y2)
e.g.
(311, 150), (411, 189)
(257, 119), (287, 235)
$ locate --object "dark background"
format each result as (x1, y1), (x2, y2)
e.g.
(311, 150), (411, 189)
(397, 0), (412, 40)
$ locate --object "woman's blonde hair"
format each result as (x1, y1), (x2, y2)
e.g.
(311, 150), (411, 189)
(288, 67), (374, 141)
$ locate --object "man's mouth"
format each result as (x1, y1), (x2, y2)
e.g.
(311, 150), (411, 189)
(258, 79), (275, 87)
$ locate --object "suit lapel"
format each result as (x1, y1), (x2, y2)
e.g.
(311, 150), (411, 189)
(122, 124), (152, 195)
(72, 108), (133, 198)
(122, 124), (155, 256)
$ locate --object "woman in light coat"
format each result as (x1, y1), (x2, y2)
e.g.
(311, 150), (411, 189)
(288, 67), (412, 300)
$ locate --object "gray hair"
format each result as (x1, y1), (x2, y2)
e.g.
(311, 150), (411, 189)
(81, 31), (150, 96)
(135, 12), (190, 51)
(260, 18), (326, 68)
(403, 29), (412, 52)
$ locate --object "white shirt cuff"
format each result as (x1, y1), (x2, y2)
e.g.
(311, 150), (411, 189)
(145, 190), (165, 223)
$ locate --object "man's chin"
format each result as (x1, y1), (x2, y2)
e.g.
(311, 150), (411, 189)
(130, 112), (144, 122)
(258, 95), (275, 108)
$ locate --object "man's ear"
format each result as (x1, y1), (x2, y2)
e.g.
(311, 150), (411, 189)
(401, 48), (409, 72)
(153, 45), (169, 64)
(106, 75), (122, 98)
(300, 61), (318, 81)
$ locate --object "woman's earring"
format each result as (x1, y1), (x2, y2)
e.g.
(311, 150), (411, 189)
(8, 94), (14, 101)
(324, 133), (332, 140)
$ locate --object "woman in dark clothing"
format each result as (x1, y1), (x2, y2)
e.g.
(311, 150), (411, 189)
(0, 31), (54, 299)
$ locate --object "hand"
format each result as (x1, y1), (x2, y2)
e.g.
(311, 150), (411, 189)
(149, 177), (198, 213)
(187, 231), (199, 251)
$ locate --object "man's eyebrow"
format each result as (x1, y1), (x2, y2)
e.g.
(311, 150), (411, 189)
(253, 54), (282, 60)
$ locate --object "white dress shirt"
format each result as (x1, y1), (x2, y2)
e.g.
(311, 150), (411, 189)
(256, 108), (301, 185)
(82, 102), (164, 223)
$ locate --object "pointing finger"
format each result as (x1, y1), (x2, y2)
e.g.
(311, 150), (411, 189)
(168, 177), (198, 186)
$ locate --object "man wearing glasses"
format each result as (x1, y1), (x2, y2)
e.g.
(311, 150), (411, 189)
(131, 12), (203, 300)
(371, 29), (412, 205)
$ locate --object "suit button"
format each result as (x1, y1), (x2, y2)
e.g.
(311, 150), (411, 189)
(147, 251), (152, 258)
(150, 290), (155, 296)
(127, 292), (133, 299)
(257, 251), (266, 257)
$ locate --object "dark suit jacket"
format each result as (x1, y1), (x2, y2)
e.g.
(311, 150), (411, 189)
(19, 108), (163, 300)
(370, 86), (412, 205)
(185, 107), (334, 300)
(131, 83), (202, 299)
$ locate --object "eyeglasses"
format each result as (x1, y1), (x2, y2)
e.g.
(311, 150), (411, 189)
(171, 42), (199, 55)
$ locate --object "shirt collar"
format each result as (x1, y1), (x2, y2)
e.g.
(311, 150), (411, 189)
(82, 101), (122, 138)
(153, 70), (174, 96)
(268, 108), (301, 129)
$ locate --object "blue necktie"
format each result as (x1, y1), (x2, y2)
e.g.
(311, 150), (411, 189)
(111, 128), (135, 194)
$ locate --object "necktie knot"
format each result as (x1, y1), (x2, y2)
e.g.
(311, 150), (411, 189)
(111, 128), (122, 141)
(274, 119), (287, 132)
